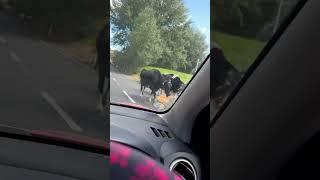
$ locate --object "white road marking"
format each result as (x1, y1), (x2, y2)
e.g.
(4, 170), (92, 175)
(112, 77), (121, 87)
(112, 75), (136, 103)
(9, 51), (21, 63)
(40, 91), (83, 132)
(0, 36), (7, 44)
(122, 90), (136, 103)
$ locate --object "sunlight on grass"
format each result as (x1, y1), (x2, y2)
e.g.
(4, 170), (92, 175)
(143, 66), (192, 84)
(214, 31), (266, 72)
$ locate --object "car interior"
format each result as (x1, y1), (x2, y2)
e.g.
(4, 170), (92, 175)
(211, 0), (320, 179)
(4, 0), (320, 179)
(110, 55), (210, 180)
(0, 1), (108, 179)
(0, 128), (108, 179)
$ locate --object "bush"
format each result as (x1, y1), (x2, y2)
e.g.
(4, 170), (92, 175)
(113, 51), (140, 74)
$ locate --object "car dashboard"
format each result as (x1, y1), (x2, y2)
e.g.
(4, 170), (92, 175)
(0, 136), (108, 179)
(110, 105), (200, 180)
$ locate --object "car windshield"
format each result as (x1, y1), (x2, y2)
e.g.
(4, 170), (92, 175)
(212, 0), (302, 117)
(110, 0), (210, 112)
(0, 1), (106, 145)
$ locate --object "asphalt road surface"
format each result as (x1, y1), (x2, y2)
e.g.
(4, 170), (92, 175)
(0, 11), (107, 140)
(110, 65), (157, 111)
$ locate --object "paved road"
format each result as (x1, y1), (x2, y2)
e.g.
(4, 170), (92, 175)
(110, 66), (156, 111)
(0, 11), (106, 140)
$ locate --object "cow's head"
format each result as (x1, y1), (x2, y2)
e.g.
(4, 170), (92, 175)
(163, 80), (172, 97)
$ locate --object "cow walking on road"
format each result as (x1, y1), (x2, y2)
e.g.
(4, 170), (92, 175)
(140, 69), (169, 102)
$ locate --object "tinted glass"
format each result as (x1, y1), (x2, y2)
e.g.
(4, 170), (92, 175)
(212, 0), (301, 117)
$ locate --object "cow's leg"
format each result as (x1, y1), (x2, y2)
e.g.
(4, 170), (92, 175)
(140, 85), (144, 96)
(93, 54), (98, 71)
(142, 86), (146, 95)
(153, 93), (157, 103)
(102, 78), (110, 107)
(97, 55), (107, 112)
(97, 93), (103, 112)
(140, 85), (142, 96)
(97, 78), (104, 112)
(149, 90), (154, 102)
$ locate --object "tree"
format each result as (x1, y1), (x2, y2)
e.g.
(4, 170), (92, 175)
(111, 0), (149, 49)
(127, 7), (163, 72)
(111, 0), (207, 73)
(152, 0), (189, 70)
(184, 27), (208, 73)
(13, 0), (105, 41)
(214, 0), (274, 38)
(214, 0), (300, 39)
(158, 24), (188, 70)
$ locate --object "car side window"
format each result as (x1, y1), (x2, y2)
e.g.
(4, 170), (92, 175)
(212, 0), (301, 117)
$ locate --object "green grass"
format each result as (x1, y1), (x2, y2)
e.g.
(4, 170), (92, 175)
(143, 66), (192, 84)
(214, 31), (266, 72)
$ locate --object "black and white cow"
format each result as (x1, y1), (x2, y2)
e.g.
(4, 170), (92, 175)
(96, 24), (108, 112)
(140, 69), (169, 102)
(162, 74), (185, 99)
(212, 44), (242, 108)
(161, 73), (174, 95)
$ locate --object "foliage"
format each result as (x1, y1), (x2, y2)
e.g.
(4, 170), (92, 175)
(183, 27), (208, 72)
(13, 0), (106, 41)
(214, 0), (300, 40)
(111, 0), (208, 73)
(127, 7), (163, 71)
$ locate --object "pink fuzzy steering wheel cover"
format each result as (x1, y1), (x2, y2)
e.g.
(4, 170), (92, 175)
(110, 141), (183, 180)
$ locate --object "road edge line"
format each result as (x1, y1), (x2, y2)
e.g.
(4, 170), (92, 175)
(40, 91), (83, 132)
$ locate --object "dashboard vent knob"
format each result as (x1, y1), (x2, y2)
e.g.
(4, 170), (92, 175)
(169, 158), (197, 180)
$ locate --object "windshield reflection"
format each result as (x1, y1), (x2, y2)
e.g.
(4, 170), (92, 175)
(0, 1), (107, 142)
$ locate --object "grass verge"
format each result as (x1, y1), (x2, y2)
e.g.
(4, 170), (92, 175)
(143, 66), (192, 84)
(214, 31), (266, 72)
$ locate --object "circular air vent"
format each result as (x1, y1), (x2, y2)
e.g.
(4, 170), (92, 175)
(169, 158), (197, 180)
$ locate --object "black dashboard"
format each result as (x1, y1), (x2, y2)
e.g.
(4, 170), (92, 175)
(110, 105), (201, 179)
(0, 136), (108, 179)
